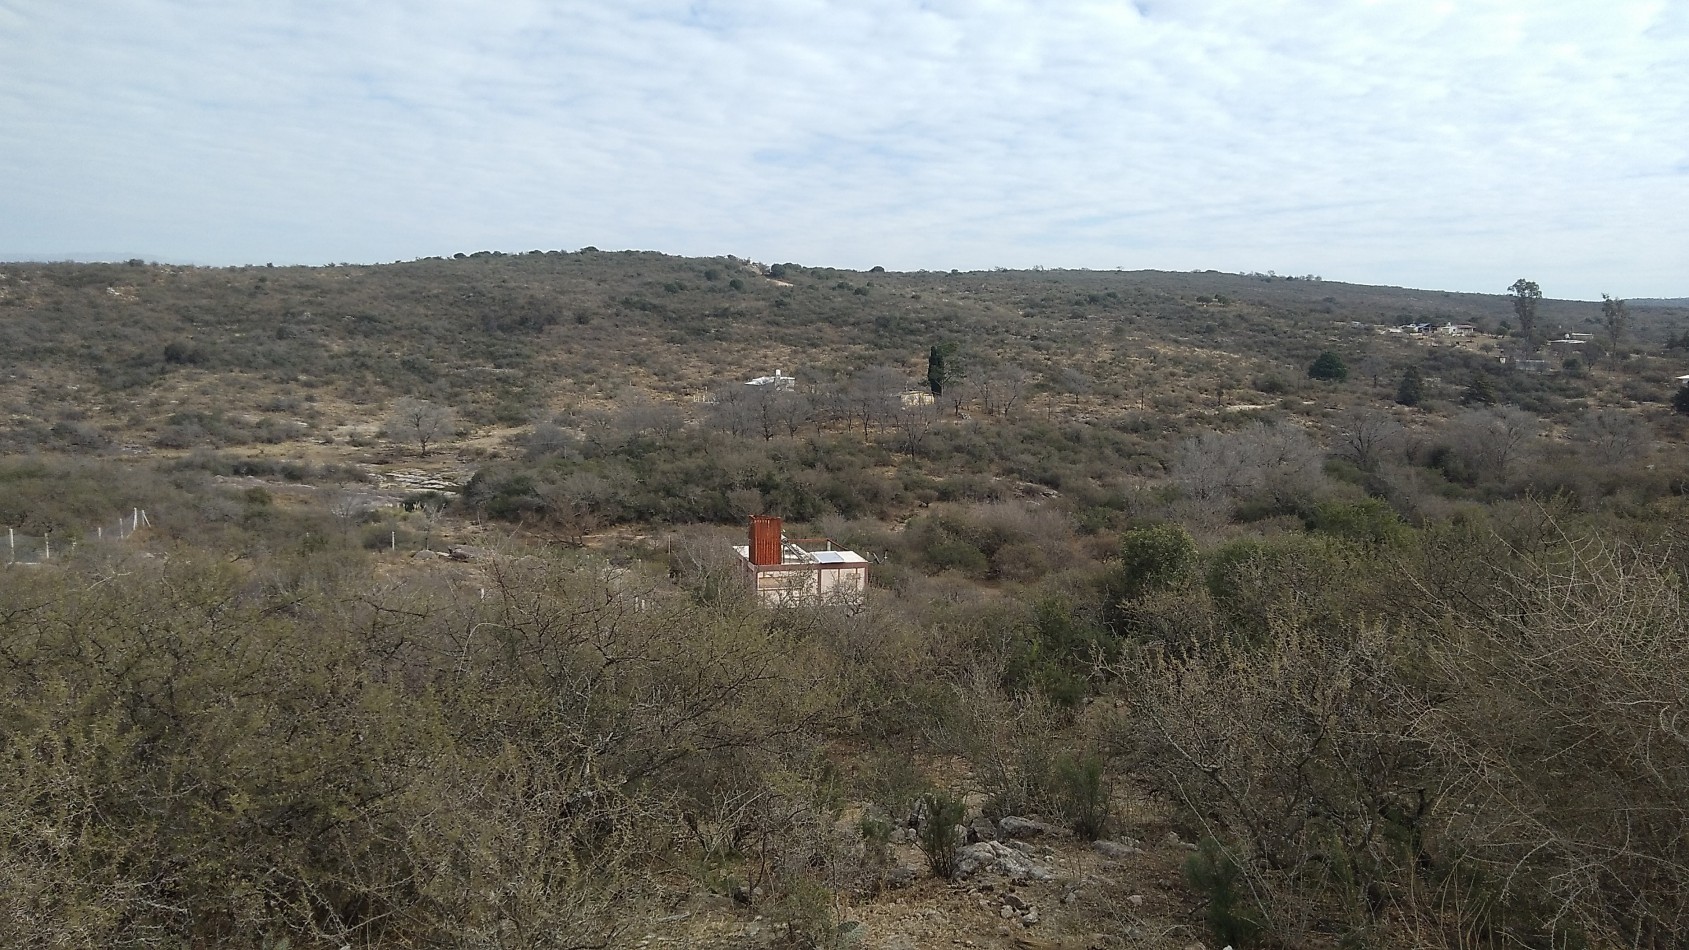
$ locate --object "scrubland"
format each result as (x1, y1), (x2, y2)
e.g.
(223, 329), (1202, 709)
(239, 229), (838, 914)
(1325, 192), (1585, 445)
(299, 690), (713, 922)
(2, 251), (1687, 948)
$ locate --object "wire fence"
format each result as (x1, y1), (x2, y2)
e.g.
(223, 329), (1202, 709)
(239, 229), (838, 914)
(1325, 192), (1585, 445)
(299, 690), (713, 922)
(4, 509), (151, 565)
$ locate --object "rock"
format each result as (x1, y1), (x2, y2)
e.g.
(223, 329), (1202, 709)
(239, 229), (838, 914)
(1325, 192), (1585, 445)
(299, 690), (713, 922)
(968, 816), (998, 843)
(953, 841), (1055, 882)
(1021, 909), (1040, 926)
(1092, 840), (1139, 860)
(1001, 893), (1028, 912)
(883, 865), (919, 889)
(889, 827), (917, 845)
(1000, 905), (1016, 920)
(997, 816), (1056, 840)
(1161, 831), (1199, 851)
(1126, 894), (1144, 907)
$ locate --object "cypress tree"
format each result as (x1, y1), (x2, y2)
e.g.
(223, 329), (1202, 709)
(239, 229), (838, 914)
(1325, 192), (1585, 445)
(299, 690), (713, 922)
(1396, 366), (1424, 406)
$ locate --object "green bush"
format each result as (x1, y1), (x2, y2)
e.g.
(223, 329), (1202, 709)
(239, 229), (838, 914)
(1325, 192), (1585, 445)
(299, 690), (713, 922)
(1049, 750), (1111, 841)
(1308, 351), (1348, 381)
(1113, 522), (1199, 601)
(1305, 498), (1409, 546)
(916, 792), (966, 880)
(1186, 837), (1264, 947)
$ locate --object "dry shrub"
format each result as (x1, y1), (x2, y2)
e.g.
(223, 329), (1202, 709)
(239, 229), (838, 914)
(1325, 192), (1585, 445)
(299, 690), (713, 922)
(1420, 534), (1689, 948)
(1112, 520), (1689, 948)
(1110, 622), (1429, 946)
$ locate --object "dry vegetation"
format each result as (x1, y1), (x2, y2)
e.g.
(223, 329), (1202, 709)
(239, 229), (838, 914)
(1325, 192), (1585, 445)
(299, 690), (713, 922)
(3, 251), (1689, 949)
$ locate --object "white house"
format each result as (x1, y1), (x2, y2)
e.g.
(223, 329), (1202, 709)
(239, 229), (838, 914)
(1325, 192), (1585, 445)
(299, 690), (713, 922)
(746, 369), (796, 391)
(736, 516), (867, 607)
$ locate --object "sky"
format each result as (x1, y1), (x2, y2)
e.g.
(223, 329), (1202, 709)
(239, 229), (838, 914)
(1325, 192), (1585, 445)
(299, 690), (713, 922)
(2, 1), (1685, 299)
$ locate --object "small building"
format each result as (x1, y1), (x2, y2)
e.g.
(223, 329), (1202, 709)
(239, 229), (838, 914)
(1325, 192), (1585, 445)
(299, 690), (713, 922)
(735, 515), (867, 607)
(1440, 323), (1477, 337)
(900, 389), (936, 408)
(746, 369), (796, 391)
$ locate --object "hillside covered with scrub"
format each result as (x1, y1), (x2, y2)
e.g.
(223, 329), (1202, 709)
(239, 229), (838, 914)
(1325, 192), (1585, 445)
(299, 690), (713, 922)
(2, 251), (1689, 949)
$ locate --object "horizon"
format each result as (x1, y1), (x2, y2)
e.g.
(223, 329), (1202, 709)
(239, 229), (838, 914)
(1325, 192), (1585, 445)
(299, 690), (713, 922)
(3, 249), (1674, 305)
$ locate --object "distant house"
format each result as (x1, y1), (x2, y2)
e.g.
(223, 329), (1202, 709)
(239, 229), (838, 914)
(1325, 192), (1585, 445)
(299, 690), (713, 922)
(900, 389), (935, 408)
(746, 369), (795, 391)
(1440, 323), (1477, 337)
(736, 516), (867, 607)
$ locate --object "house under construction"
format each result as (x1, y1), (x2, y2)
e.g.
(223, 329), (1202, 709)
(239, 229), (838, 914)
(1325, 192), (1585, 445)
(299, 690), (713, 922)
(735, 515), (868, 607)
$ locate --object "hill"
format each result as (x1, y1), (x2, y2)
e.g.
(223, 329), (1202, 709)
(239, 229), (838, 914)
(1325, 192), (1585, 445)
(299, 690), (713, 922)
(2, 252), (1688, 949)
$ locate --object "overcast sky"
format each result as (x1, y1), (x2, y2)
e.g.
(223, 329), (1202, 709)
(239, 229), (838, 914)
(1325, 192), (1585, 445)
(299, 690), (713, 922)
(2, 1), (1685, 299)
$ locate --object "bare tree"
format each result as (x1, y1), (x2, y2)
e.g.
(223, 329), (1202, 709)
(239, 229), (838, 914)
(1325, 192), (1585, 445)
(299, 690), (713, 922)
(385, 397), (458, 455)
(1332, 407), (1402, 472)
(976, 363), (1028, 418)
(847, 366), (905, 437)
(1171, 421), (1327, 517)
(1448, 407), (1539, 483)
(770, 389), (815, 437)
(532, 471), (615, 545)
(1572, 409), (1651, 465)
(617, 394), (686, 443)
(886, 399), (941, 455)
(705, 384), (753, 438)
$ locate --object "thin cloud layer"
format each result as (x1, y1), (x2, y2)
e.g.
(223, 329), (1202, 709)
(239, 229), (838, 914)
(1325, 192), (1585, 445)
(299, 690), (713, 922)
(2, 0), (1684, 297)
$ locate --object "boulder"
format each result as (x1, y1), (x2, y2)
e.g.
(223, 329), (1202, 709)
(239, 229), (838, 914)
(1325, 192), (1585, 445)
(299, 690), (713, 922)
(882, 865), (919, 889)
(1092, 840), (1140, 860)
(953, 841), (1055, 882)
(998, 816), (1057, 840)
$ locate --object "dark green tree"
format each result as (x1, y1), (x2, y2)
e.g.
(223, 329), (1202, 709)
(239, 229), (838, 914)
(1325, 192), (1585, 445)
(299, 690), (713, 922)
(1601, 294), (1629, 353)
(1461, 375), (1498, 406)
(1308, 351), (1348, 381)
(1508, 278), (1542, 340)
(1396, 365), (1425, 406)
(1673, 383), (1689, 415)
(926, 342), (960, 396)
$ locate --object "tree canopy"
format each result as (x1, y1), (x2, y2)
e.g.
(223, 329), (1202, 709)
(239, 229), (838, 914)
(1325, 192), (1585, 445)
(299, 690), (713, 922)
(1307, 351), (1348, 381)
